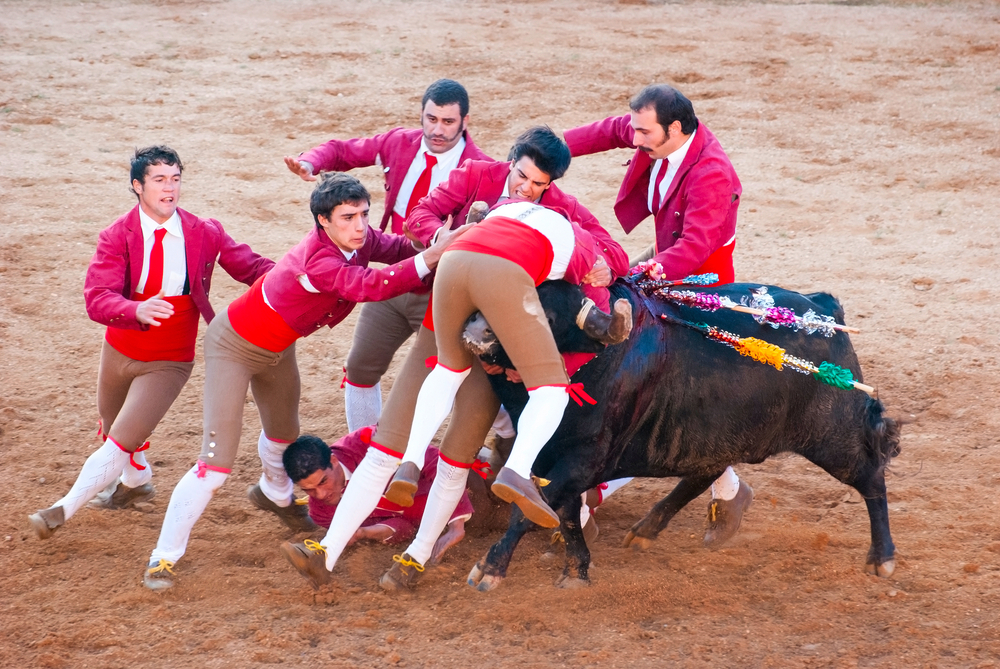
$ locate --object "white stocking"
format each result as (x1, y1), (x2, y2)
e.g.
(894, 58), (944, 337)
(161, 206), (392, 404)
(120, 449), (153, 488)
(710, 466), (740, 501)
(149, 466), (229, 564)
(405, 458), (469, 566)
(344, 381), (382, 433)
(491, 405), (516, 439)
(54, 439), (131, 520)
(400, 365), (470, 468)
(257, 431), (293, 506)
(504, 386), (569, 479)
(320, 446), (399, 571)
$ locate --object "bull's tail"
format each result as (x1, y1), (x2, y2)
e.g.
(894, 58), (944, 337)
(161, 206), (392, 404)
(863, 397), (901, 471)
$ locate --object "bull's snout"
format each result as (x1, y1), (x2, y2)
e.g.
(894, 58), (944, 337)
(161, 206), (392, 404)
(462, 311), (499, 356)
(577, 298), (633, 345)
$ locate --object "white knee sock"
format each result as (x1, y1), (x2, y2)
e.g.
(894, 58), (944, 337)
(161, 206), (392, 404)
(400, 365), (470, 468)
(504, 386), (569, 479)
(491, 405), (516, 439)
(320, 446), (400, 571)
(120, 449), (153, 488)
(54, 439), (131, 520)
(405, 458), (469, 566)
(711, 466), (740, 501)
(580, 493), (591, 527)
(344, 381), (382, 433)
(257, 431), (293, 506)
(149, 466), (229, 564)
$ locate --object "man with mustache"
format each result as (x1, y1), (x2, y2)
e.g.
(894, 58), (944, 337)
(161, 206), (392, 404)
(285, 79), (491, 433)
(563, 84), (752, 548)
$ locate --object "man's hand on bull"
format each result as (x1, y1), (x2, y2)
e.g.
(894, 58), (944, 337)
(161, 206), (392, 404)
(505, 369), (522, 383)
(480, 361), (505, 375)
(582, 255), (612, 287)
(420, 215), (474, 269)
(283, 156), (316, 182)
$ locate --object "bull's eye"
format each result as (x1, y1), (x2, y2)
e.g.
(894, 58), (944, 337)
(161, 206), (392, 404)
(485, 328), (493, 336)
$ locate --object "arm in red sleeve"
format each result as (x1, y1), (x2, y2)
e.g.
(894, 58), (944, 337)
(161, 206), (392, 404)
(305, 256), (425, 305)
(564, 199), (628, 282)
(405, 160), (480, 247)
(212, 220), (275, 286)
(564, 115), (635, 157)
(364, 517), (416, 545)
(652, 166), (734, 278)
(366, 228), (421, 266)
(297, 130), (398, 174)
(84, 227), (143, 330)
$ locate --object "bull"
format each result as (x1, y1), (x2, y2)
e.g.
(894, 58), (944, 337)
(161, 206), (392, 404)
(462, 278), (900, 590)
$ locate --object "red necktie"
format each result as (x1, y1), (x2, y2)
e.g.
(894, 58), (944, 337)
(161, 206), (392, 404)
(145, 227), (168, 295)
(651, 160), (668, 214)
(405, 153), (438, 218)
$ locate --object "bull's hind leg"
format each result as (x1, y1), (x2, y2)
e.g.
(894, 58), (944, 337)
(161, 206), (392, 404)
(623, 474), (716, 550)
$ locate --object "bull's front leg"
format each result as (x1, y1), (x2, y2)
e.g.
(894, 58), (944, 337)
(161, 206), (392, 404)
(623, 474), (716, 550)
(467, 508), (535, 592)
(860, 474), (896, 577)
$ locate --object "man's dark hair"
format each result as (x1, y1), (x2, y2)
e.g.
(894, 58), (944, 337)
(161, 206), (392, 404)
(282, 435), (332, 483)
(629, 84), (699, 136)
(422, 79), (470, 118)
(507, 126), (571, 182)
(310, 172), (371, 229)
(129, 145), (183, 197)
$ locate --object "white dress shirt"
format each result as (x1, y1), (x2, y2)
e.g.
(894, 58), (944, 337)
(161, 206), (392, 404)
(392, 136), (467, 218)
(137, 206), (186, 296)
(647, 126), (697, 214)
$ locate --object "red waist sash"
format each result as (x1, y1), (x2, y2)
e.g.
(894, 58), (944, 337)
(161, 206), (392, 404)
(228, 275), (301, 352)
(447, 217), (554, 286)
(105, 294), (199, 363)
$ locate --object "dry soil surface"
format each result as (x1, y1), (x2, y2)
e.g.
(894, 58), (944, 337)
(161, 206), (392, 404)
(2, 1), (1000, 667)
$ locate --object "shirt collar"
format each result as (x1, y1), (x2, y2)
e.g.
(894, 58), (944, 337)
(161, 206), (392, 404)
(418, 134), (466, 165)
(665, 126), (697, 169)
(137, 205), (182, 240)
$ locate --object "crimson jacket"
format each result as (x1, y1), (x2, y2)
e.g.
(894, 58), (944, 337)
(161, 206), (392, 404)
(564, 116), (741, 280)
(261, 225), (428, 338)
(297, 128), (492, 233)
(406, 159), (629, 282)
(306, 428), (474, 539)
(84, 205), (273, 331)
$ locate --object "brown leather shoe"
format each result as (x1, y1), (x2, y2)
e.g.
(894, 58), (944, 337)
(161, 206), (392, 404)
(378, 553), (426, 592)
(281, 540), (332, 590)
(88, 482), (155, 510)
(490, 467), (560, 529)
(247, 484), (318, 532)
(28, 506), (65, 540)
(704, 480), (754, 549)
(383, 461), (421, 508)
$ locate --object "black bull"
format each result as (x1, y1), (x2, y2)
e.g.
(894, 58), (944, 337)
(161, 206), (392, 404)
(465, 279), (900, 591)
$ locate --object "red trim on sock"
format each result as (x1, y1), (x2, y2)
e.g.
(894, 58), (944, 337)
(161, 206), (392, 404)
(108, 435), (150, 470)
(340, 366), (347, 390)
(471, 459), (492, 480)
(264, 435), (294, 444)
(367, 440), (403, 459)
(196, 459), (232, 478)
(424, 355), (437, 368)
(439, 453), (473, 469)
(359, 426), (373, 445)
(344, 379), (376, 389)
(433, 361), (472, 374)
(525, 382), (596, 407)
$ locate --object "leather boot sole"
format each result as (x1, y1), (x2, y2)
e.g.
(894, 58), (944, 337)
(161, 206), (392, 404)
(383, 461), (420, 508)
(491, 469), (560, 529)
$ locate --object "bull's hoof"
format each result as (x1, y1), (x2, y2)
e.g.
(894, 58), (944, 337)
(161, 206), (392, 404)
(555, 574), (590, 589)
(467, 559), (505, 592)
(865, 559), (896, 578)
(622, 530), (654, 551)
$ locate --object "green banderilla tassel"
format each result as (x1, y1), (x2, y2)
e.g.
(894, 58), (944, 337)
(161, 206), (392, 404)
(813, 361), (855, 390)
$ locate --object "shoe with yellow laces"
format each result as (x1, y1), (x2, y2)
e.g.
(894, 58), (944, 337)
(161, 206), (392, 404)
(378, 553), (426, 592)
(281, 540), (332, 590)
(143, 559), (176, 591)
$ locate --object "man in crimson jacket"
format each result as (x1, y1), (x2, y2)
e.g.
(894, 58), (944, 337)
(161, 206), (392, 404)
(563, 84), (753, 548)
(284, 79), (493, 433)
(29, 146), (273, 540)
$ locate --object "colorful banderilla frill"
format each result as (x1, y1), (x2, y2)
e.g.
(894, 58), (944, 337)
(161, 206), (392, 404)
(661, 314), (877, 398)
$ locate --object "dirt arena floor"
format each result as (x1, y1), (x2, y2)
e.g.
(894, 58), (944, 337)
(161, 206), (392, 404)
(2, 0), (1000, 666)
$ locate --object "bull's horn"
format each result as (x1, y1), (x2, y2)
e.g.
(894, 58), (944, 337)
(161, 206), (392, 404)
(576, 297), (633, 345)
(466, 201), (490, 224)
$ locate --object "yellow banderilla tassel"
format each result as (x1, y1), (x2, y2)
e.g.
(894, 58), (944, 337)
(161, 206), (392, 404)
(392, 554), (425, 572)
(735, 337), (786, 371)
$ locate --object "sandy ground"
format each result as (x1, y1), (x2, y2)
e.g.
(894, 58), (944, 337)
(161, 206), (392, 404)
(2, 0), (1000, 667)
